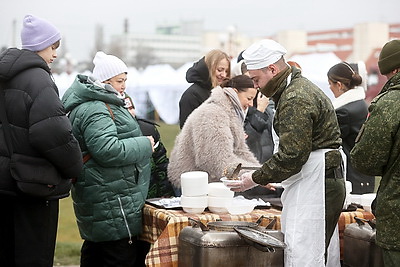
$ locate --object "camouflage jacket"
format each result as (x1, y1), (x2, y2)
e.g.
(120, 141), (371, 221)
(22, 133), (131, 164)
(253, 67), (342, 185)
(350, 72), (400, 250)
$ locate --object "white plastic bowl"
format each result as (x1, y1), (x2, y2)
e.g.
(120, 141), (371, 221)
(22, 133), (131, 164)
(208, 196), (233, 207)
(182, 206), (206, 214)
(226, 204), (256, 215)
(180, 195), (207, 214)
(208, 206), (229, 214)
(180, 195), (208, 207)
(181, 171), (209, 196)
(220, 177), (242, 188)
(208, 196), (232, 214)
(208, 182), (234, 197)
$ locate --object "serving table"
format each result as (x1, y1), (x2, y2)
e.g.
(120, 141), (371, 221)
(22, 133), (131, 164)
(139, 203), (374, 267)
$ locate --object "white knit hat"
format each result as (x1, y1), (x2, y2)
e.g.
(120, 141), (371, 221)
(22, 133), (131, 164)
(243, 39), (287, 70)
(92, 51), (128, 82)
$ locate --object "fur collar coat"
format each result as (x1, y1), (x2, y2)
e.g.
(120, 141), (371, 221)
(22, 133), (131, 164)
(168, 86), (260, 188)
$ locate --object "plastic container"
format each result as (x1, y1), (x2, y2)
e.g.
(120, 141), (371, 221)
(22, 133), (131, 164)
(208, 196), (233, 214)
(181, 195), (208, 214)
(208, 182), (234, 198)
(181, 171), (208, 196)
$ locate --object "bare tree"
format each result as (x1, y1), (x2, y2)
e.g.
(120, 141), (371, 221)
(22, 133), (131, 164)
(133, 44), (158, 70)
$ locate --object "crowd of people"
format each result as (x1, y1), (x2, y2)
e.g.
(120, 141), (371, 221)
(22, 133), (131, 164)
(0, 13), (399, 267)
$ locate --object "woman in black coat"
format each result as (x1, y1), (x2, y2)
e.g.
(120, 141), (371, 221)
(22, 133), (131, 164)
(328, 62), (375, 194)
(179, 49), (230, 128)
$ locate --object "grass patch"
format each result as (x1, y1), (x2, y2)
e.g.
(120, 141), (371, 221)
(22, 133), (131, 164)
(54, 122), (179, 265)
(53, 242), (81, 266)
(157, 122), (180, 157)
(54, 196), (82, 265)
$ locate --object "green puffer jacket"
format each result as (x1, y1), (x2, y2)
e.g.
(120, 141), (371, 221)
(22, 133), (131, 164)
(253, 67), (342, 184)
(351, 72), (400, 250)
(62, 75), (152, 242)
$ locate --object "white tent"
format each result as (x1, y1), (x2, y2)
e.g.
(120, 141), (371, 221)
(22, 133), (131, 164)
(54, 53), (340, 125)
(54, 64), (190, 125)
(289, 52), (342, 100)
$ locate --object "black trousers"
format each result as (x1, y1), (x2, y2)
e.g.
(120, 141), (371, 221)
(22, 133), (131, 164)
(0, 194), (59, 267)
(81, 237), (140, 267)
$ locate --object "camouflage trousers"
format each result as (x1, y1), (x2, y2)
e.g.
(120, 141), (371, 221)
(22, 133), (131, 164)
(325, 177), (345, 251)
(382, 249), (400, 267)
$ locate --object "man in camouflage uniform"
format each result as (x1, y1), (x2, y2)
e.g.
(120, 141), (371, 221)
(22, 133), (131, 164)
(351, 39), (400, 266)
(227, 39), (345, 266)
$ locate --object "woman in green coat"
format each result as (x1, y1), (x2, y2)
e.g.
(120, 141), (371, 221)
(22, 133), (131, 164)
(62, 52), (154, 267)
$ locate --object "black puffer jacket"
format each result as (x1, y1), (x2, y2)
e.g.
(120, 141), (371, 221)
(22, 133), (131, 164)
(244, 103), (275, 163)
(241, 102), (281, 198)
(179, 57), (212, 128)
(0, 48), (83, 197)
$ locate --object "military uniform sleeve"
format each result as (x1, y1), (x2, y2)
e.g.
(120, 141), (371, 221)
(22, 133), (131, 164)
(253, 93), (313, 185)
(350, 97), (394, 176)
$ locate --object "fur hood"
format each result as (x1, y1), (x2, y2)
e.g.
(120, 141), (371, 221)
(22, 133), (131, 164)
(168, 87), (259, 188)
(332, 86), (366, 109)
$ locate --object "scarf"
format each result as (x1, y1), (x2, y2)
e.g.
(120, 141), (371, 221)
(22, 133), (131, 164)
(259, 66), (291, 98)
(222, 87), (246, 123)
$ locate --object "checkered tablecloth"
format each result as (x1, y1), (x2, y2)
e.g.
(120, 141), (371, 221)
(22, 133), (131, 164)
(140, 204), (281, 267)
(139, 204), (374, 267)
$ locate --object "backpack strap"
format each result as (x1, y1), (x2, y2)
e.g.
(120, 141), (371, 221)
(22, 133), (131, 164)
(105, 103), (115, 120)
(82, 102), (115, 164)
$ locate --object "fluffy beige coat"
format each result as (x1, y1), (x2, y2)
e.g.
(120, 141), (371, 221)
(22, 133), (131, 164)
(168, 87), (260, 188)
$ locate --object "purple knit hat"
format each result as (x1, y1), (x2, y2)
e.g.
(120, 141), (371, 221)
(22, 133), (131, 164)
(21, 15), (61, 52)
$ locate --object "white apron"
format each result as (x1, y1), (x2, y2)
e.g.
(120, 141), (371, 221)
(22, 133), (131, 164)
(326, 148), (346, 267)
(272, 124), (326, 266)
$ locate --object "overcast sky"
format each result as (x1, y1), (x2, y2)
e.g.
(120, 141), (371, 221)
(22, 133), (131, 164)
(1, 0), (398, 62)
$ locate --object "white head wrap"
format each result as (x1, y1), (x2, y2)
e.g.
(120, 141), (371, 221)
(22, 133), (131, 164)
(243, 39), (287, 70)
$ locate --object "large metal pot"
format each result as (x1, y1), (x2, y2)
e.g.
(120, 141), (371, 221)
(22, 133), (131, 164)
(343, 217), (383, 267)
(192, 216), (263, 232)
(178, 217), (285, 267)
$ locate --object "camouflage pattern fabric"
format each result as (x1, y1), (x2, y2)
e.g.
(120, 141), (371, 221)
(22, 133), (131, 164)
(147, 141), (175, 199)
(350, 72), (400, 250)
(136, 118), (175, 199)
(253, 67), (342, 185)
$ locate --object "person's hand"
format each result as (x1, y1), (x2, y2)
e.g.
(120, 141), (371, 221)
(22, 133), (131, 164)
(146, 136), (155, 152)
(256, 93), (269, 113)
(263, 183), (276, 191)
(227, 171), (258, 192)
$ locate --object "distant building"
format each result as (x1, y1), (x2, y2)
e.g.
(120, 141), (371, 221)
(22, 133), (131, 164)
(274, 22), (400, 103)
(110, 20), (259, 68)
(110, 20), (400, 101)
(111, 20), (203, 69)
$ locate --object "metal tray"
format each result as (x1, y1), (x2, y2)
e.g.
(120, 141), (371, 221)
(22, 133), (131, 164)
(146, 197), (182, 209)
(234, 226), (287, 251)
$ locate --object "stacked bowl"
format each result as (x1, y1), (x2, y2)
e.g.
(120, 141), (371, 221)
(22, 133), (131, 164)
(180, 171), (208, 213)
(207, 182), (234, 214)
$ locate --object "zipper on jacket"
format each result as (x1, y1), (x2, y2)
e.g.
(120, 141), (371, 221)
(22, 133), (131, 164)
(117, 197), (133, 244)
